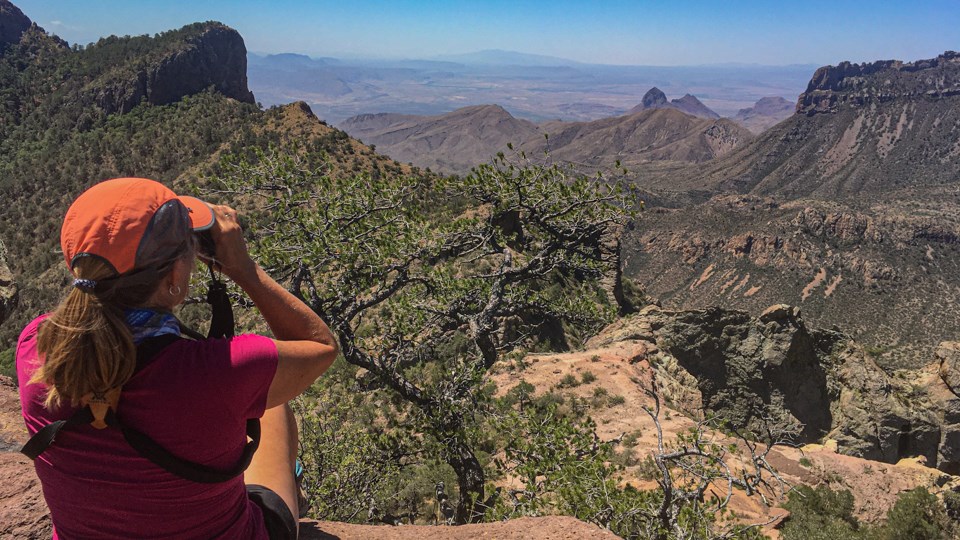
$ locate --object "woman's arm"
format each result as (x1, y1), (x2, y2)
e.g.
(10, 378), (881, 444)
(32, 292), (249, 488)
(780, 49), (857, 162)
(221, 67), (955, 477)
(208, 205), (339, 409)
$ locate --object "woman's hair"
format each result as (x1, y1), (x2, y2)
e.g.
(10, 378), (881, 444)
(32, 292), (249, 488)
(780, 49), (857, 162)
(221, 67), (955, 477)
(32, 239), (195, 409)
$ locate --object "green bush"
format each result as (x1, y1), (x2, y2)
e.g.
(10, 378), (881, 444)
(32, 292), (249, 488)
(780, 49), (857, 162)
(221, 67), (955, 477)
(781, 485), (866, 540)
(782, 484), (954, 540)
(884, 487), (945, 540)
(0, 348), (14, 381)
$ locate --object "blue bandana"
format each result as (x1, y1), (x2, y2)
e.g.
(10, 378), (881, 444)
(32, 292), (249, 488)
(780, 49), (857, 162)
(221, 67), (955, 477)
(124, 308), (181, 344)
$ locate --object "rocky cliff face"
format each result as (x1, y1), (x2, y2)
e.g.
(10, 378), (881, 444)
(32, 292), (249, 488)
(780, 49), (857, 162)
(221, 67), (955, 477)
(588, 304), (953, 469)
(798, 51), (960, 115)
(93, 23), (255, 115)
(0, 0), (30, 47)
(625, 193), (960, 366)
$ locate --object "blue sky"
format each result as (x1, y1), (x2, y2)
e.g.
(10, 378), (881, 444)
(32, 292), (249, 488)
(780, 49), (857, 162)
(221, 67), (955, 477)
(13, 0), (960, 66)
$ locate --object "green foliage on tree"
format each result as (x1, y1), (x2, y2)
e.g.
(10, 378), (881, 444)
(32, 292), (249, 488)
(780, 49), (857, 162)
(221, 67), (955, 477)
(884, 487), (946, 540)
(782, 484), (956, 540)
(781, 485), (868, 540)
(205, 145), (632, 523)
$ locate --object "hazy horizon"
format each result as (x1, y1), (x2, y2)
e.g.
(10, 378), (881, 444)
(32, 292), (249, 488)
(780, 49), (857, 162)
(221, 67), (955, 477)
(247, 48), (825, 69)
(13, 0), (960, 67)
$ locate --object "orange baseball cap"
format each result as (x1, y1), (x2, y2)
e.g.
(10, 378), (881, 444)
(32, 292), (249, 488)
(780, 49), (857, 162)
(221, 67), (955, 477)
(61, 178), (215, 276)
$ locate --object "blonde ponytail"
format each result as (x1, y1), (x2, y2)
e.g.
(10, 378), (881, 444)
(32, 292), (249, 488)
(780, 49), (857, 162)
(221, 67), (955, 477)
(34, 259), (137, 409)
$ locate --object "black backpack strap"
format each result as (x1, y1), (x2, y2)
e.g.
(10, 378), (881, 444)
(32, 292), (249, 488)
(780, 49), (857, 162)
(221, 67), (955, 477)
(121, 419), (260, 484)
(134, 334), (184, 372)
(20, 407), (94, 459)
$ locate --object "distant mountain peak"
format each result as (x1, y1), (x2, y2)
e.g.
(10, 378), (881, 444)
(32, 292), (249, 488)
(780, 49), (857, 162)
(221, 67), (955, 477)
(732, 96), (794, 133)
(630, 87), (719, 119)
(642, 87), (669, 108)
(670, 94), (720, 119)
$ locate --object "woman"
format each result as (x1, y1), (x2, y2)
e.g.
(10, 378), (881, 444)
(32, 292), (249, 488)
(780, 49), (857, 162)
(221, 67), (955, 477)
(17, 177), (338, 539)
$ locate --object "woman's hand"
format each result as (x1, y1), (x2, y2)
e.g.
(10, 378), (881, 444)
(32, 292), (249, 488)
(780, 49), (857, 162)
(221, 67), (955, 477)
(205, 204), (258, 284)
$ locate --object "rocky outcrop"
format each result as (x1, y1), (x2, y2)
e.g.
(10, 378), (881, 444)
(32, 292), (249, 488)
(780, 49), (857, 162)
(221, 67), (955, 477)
(0, 239), (16, 326)
(0, 0), (30, 47)
(93, 23), (255, 115)
(629, 87), (720, 119)
(797, 51), (960, 115)
(934, 342), (960, 474)
(588, 304), (948, 466)
(939, 342), (960, 395)
(639, 87), (668, 109)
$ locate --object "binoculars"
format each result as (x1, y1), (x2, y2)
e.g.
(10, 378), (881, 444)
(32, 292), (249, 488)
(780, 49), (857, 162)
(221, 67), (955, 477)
(197, 230), (217, 259)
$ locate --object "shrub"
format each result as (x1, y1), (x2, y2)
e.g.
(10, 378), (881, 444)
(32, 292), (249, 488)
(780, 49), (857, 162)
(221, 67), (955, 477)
(0, 348), (14, 381)
(781, 485), (864, 540)
(884, 487), (944, 540)
(581, 370), (597, 384)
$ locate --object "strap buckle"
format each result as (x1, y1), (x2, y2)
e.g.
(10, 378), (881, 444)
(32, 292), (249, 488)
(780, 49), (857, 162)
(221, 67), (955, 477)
(79, 388), (121, 429)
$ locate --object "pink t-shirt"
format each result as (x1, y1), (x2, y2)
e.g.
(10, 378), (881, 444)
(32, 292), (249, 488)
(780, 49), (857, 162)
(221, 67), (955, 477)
(17, 315), (279, 539)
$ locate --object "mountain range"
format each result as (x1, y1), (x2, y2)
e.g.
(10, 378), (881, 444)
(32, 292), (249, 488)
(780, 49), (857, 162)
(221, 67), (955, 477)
(626, 51), (960, 366)
(339, 95), (759, 174)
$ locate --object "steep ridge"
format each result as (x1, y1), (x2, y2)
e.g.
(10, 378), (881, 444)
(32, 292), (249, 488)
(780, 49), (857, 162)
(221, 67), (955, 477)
(490, 307), (958, 528)
(532, 108), (751, 168)
(646, 51), (960, 199)
(732, 96), (794, 133)
(627, 87), (720, 119)
(0, 0), (30, 47)
(340, 104), (752, 175)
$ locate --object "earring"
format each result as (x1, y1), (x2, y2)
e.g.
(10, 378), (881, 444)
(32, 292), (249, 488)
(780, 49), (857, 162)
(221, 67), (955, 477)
(169, 285), (182, 297)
